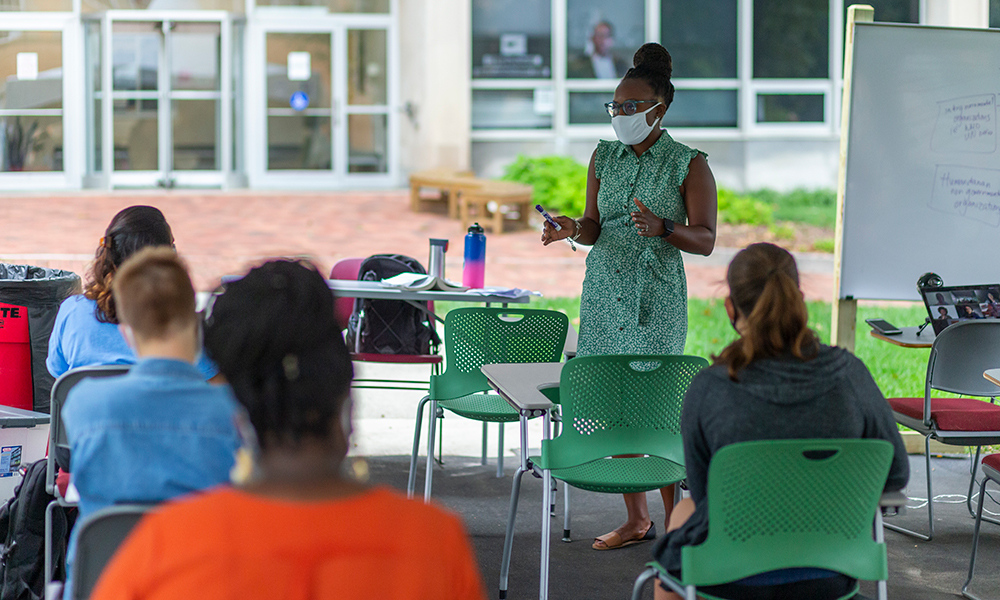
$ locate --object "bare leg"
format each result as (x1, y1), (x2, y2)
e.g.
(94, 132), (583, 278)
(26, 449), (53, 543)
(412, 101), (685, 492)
(654, 498), (696, 600)
(659, 484), (676, 533)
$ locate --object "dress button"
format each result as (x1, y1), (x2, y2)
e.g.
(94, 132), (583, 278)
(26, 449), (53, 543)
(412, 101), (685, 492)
(617, 297), (622, 302)
(615, 269), (620, 274)
(618, 327), (624, 331)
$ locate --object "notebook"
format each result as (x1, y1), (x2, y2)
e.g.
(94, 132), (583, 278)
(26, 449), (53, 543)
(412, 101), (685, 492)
(920, 284), (1000, 335)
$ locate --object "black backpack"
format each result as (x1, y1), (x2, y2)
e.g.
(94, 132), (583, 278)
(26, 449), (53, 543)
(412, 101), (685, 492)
(346, 254), (441, 355)
(0, 459), (74, 600)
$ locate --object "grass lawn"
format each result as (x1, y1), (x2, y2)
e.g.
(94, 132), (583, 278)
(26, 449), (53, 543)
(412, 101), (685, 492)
(442, 297), (931, 399)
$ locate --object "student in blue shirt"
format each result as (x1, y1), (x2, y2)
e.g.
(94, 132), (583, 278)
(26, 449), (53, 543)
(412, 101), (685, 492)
(46, 205), (217, 379)
(61, 247), (240, 596)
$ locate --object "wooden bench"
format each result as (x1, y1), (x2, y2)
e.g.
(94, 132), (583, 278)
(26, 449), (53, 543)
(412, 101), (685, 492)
(408, 169), (480, 218)
(459, 181), (534, 234)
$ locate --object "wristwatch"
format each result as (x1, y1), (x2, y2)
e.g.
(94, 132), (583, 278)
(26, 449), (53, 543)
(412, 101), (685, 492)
(659, 218), (675, 238)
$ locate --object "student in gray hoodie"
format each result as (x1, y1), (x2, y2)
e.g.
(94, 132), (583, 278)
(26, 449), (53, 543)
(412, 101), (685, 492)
(653, 242), (909, 600)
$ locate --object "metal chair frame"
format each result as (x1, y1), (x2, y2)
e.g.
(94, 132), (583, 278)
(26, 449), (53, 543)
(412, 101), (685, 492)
(962, 458), (1000, 600)
(68, 504), (152, 600)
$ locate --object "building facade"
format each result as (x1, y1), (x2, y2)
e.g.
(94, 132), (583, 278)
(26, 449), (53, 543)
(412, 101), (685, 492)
(1, 0), (997, 192)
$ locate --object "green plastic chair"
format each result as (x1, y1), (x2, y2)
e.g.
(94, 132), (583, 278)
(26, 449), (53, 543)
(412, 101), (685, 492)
(406, 307), (568, 501)
(523, 354), (706, 600)
(631, 438), (894, 600)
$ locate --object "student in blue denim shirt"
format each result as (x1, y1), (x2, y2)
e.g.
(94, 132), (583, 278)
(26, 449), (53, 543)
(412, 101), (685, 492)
(46, 205), (218, 380)
(62, 247), (240, 595)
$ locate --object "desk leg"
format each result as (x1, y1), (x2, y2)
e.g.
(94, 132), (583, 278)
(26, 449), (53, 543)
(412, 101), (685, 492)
(539, 411), (553, 600)
(497, 423), (505, 477)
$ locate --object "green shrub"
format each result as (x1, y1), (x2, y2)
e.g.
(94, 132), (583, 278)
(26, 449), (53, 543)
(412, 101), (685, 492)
(812, 238), (836, 253)
(749, 188), (837, 229)
(500, 155), (588, 216)
(717, 188), (774, 226)
(769, 223), (796, 240)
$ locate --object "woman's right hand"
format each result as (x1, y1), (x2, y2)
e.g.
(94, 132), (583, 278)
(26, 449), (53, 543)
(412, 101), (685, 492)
(541, 216), (577, 246)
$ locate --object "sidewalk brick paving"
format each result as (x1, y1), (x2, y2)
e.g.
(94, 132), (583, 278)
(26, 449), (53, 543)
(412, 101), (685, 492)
(0, 190), (833, 300)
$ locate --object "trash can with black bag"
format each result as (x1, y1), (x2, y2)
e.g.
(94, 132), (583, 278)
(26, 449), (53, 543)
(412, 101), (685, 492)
(0, 266), (81, 414)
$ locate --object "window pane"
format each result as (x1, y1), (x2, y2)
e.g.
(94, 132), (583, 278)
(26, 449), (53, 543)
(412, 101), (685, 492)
(566, 0), (643, 80)
(113, 99), (158, 170)
(113, 25), (159, 92)
(174, 99), (218, 170)
(267, 115), (331, 170)
(348, 114), (387, 173)
(991, 0), (999, 28)
(253, 0), (388, 12)
(666, 89), (738, 127)
(0, 31), (63, 110)
(348, 30), (387, 105)
(84, 0), (237, 11)
(1, 116), (62, 172)
(661, 0), (737, 78)
(170, 23), (220, 92)
(844, 0), (918, 28)
(754, 0), (829, 78)
(472, 89), (553, 129)
(472, 0), (551, 79)
(266, 33), (331, 109)
(568, 92), (611, 124)
(757, 94), (824, 123)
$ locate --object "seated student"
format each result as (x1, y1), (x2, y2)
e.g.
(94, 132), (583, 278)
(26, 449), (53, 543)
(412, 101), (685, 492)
(90, 259), (486, 600)
(46, 205), (217, 380)
(653, 243), (909, 600)
(62, 248), (240, 594)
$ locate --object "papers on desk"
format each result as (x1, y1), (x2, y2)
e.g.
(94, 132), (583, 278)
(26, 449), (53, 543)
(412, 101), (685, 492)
(465, 287), (542, 299)
(379, 272), (468, 292)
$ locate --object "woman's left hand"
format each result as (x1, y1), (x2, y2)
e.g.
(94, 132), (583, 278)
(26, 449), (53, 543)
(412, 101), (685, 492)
(630, 198), (665, 237)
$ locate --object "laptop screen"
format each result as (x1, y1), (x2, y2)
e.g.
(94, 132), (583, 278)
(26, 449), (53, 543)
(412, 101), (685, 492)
(920, 284), (1000, 335)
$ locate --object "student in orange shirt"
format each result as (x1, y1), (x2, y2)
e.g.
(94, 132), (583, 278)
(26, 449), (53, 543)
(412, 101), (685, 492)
(91, 259), (486, 600)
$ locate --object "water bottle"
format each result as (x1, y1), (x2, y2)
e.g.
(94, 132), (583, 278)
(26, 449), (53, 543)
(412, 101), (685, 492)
(428, 238), (448, 279)
(463, 223), (486, 289)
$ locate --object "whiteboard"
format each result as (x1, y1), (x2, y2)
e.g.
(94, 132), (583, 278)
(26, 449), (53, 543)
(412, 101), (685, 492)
(841, 22), (1000, 301)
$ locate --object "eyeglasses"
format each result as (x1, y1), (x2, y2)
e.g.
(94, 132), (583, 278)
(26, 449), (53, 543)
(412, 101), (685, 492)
(605, 100), (658, 117)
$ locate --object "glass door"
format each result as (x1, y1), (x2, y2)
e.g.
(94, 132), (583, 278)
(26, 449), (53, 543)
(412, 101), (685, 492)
(249, 16), (395, 189)
(93, 12), (232, 189)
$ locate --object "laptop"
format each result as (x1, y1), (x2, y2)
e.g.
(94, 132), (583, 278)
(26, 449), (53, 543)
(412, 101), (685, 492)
(920, 284), (1000, 335)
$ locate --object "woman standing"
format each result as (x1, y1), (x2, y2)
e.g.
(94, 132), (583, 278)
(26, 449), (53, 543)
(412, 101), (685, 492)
(542, 43), (718, 550)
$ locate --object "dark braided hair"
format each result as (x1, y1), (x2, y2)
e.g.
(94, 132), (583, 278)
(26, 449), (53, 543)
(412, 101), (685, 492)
(84, 206), (173, 324)
(203, 259), (354, 451)
(623, 43), (675, 110)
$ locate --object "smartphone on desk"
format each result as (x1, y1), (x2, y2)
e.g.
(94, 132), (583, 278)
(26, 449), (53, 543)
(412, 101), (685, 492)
(865, 318), (902, 336)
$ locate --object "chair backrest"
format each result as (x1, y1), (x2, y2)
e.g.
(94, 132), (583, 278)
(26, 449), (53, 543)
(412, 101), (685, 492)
(543, 355), (706, 467)
(330, 258), (365, 329)
(681, 438), (893, 586)
(69, 504), (152, 600)
(46, 365), (131, 496)
(927, 320), (1000, 398)
(431, 307), (569, 400)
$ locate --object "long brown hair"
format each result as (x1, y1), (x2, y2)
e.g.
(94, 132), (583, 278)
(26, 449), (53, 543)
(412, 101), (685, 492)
(84, 206), (173, 324)
(713, 243), (818, 381)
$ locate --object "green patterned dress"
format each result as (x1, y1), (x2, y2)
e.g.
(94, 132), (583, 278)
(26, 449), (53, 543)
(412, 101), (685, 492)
(577, 132), (704, 357)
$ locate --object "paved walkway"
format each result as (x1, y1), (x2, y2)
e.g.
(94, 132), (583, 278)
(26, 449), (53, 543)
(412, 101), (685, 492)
(0, 190), (834, 300)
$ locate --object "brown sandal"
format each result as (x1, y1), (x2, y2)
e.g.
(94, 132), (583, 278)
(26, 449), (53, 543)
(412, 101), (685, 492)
(591, 523), (656, 551)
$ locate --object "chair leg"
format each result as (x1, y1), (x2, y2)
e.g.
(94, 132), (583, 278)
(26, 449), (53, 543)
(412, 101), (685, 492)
(550, 478), (557, 517)
(424, 400), (439, 502)
(482, 422), (489, 466)
(562, 485), (571, 542)
(44, 500), (55, 586)
(497, 423), (504, 478)
(407, 395), (431, 498)
(499, 465), (529, 600)
(630, 567), (658, 600)
(884, 433), (933, 541)
(962, 476), (993, 600)
(966, 447), (1000, 528)
(539, 469), (552, 600)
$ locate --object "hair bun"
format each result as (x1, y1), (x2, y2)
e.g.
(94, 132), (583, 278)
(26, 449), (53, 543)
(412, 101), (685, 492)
(632, 43), (672, 78)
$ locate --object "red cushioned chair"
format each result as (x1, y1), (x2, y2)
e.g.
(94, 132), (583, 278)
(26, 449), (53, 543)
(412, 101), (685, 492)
(885, 320), (1000, 541)
(962, 453), (1000, 600)
(331, 258), (443, 392)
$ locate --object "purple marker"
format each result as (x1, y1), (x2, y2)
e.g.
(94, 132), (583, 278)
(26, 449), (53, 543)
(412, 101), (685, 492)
(535, 204), (576, 252)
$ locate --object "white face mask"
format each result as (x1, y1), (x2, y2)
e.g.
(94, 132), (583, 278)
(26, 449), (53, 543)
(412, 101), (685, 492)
(611, 102), (662, 146)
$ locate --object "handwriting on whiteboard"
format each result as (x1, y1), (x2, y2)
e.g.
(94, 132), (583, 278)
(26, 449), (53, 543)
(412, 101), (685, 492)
(931, 94), (996, 154)
(930, 165), (1000, 227)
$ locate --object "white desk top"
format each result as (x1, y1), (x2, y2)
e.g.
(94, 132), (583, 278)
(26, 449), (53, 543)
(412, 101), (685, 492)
(481, 362), (563, 412)
(328, 279), (533, 304)
(869, 325), (935, 348)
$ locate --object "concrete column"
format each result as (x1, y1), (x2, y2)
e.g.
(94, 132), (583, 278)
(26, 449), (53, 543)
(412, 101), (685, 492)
(924, 0), (989, 27)
(398, 0), (472, 175)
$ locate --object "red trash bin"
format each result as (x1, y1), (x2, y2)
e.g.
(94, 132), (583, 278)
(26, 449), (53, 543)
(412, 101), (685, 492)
(0, 303), (33, 410)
